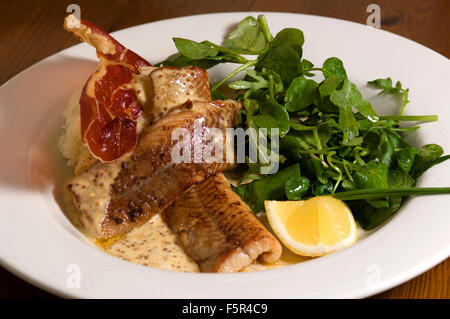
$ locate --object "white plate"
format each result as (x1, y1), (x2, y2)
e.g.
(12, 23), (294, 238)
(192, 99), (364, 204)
(0, 12), (449, 299)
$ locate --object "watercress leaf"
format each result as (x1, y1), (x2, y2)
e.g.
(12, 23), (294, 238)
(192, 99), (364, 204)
(355, 161), (389, 189)
(301, 59), (314, 76)
(256, 44), (302, 86)
(368, 77), (408, 95)
(252, 115), (290, 136)
(353, 202), (396, 230)
(285, 77), (319, 112)
(316, 95), (339, 113)
(368, 77), (394, 92)
(224, 16), (266, 54)
(388, 170), (415, 188)
(229, 80), (266, 91)
(173, 38), (219, 59)
(207, 53), (247, 63)
(411, 144), (444, 177)
(285, 176), (310, 200)
(342, 137), (363, 146)
(229, 70), (269, 91)
(157, 52), (220, 69)
(388, 170), (414, 213)
(280, 135), (305, 159)
(322, 57), (347, 79)
(368, 77), (410, 114)
(314, 183), (333, 196)
(342, 179), (357, 191)
(339, 146), (352, 158)
(234, 164), (301, 212)
(256, 28), (305, 85)
(259, 99), (289, 121)
(289, 122), (316, 131)
(260, 68), (284, 94)
(304, 156), (328, 184)
(301, 59), (313, 69)
(357, 119), (371, 130)
(354, 161), (390, 208)
(354, 169), (416, 230)
(253, 99), (291, 135)
(211, 90), (227, 100)
(416, 144), (444, 162)
(339, 104), (359, 143)
(330, 79), (378, 120)
(319, 76), (343, 97)
(397, 147), (417, 174)
(378, 131), (395, 168)
(412, 155), (450, 179)
(330, 80), (359, 142)
(356, 99), (379, 121)
(272, 28), (305, 54)
(292, 125), (332, 148)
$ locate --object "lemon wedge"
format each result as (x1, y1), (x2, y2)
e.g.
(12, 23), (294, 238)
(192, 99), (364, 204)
(265, 196), (357, 257)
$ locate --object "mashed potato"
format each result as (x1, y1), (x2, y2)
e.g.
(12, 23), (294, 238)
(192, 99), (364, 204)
(58, 88), (98, 175)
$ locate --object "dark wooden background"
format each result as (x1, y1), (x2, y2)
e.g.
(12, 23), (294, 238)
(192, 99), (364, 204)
(0, 0), (449, 298)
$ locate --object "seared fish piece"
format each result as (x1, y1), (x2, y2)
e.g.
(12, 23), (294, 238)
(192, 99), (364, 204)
(69, 100), (241, 240)
(149, 66), (211, 122)
(163, 173), (282, 272)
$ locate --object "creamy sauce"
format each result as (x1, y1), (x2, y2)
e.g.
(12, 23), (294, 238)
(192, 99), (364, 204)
(69, 161), (123, 238)
(106, 214), (199, 272)
(70, 163), (306, 272)
(65, 161), (308, 272)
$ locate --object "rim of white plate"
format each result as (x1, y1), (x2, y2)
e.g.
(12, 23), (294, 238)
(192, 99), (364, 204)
(0, 12), (449, 299)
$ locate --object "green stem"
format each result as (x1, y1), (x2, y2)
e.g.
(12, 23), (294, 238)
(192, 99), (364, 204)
(342, 160), (354, 183)
(399, 89), (409, 116)
(380, 115), (438, 122)
(268, 75), (275, 100)
(326, 152), (343, 194)
(204, 41), (249, 63)
(211, 60), (257, 92)
(313, 127), (326, 167)
(296, 147), (339, 155)
(333, 187), (450, 201)
(257, 15), (273, 42)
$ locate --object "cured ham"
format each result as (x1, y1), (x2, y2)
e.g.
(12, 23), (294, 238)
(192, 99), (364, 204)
(64, 14), (152, 163)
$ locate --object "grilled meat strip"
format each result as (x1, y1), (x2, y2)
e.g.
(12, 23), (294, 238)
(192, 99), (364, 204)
(103, 100), (240, 239)
(163, 173), (282, 272)
(148, 66), (211, 122)
(69, 99), (241, 240)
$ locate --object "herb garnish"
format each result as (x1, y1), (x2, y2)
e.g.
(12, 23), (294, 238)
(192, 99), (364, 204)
(158, 15), (450, 230)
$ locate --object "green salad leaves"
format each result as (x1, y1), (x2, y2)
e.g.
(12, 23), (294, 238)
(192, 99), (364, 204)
(158, 15), (450, 230)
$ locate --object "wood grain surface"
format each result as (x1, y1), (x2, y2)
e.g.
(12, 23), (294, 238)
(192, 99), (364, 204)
(0, 0), (449, 299)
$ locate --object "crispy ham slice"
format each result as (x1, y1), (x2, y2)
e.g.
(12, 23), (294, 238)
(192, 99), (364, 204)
(64, 14), (152, 163)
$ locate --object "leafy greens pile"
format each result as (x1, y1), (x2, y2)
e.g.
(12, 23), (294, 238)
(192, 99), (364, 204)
(158, 15), (450, 230)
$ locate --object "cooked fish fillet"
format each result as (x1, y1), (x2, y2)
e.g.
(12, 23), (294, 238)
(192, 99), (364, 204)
(148, 66), (211, 122)
(163, 173), (282, 272)
(69, 100), (241, 240)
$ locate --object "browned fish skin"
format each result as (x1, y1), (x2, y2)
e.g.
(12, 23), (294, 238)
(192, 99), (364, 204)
(102, 100), (241, 240)
(148, 66), (211, 122)
(163, 173), (282, 272)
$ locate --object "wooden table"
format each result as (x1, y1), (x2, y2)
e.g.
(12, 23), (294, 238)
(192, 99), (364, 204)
(0, 0), (449, 299)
